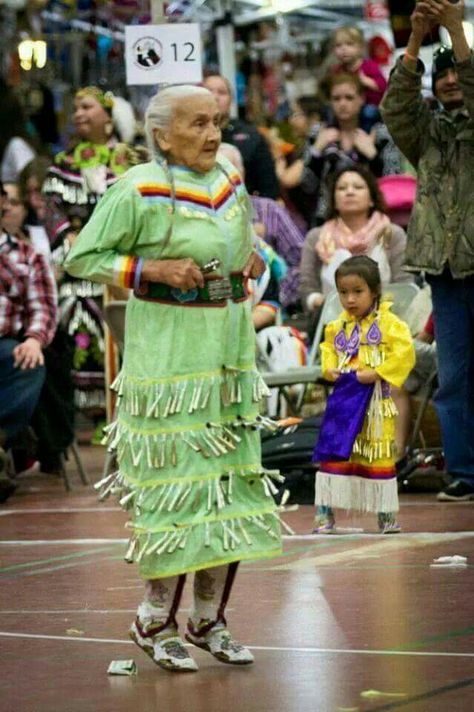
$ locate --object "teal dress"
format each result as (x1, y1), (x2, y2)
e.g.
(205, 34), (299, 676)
(65, 158), (283, 579)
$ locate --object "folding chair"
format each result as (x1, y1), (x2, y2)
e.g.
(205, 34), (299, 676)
(260, 282), (420, 415)
(103, 300), (127, 354)
(260, 291), (342, 414)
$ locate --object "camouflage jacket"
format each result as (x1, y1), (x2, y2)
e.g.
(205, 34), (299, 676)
(381, 55), (474, 278)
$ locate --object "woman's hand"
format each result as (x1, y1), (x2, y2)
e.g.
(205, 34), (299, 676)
(243, 251), (266, 280)
(325, 369), (341, 383)
(353, 129), (377, 159)
(356, 368), (380, 384)
(13, 338), (44, 370)
(142, 258), (204, 291)
(314, 128), (340, 153)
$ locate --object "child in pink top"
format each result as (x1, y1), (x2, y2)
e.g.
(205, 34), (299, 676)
(332, 26), (387, 106)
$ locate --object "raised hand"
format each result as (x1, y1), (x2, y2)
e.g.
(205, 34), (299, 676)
(411, 2), (438, 39)
(424, 0), (464, 31)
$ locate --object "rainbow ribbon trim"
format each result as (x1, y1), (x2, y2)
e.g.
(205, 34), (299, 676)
(114, 255), (139, 289)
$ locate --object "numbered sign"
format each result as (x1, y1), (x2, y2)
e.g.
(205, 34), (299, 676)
(125, 23), (202, 85)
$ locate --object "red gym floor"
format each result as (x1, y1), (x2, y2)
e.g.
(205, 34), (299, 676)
(1, 446), (473, 712)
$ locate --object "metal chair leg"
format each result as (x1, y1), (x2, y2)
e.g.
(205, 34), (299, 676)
(59, 453), (72, 491)
(70, 441), (90, 486)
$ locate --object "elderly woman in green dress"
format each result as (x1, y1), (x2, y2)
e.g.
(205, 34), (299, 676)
(65, 85), (285, 672)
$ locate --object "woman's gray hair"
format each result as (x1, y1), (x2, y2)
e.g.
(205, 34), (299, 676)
(145, 84), (213, 159)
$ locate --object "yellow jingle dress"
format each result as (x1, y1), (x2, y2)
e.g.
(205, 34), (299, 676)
(316, 301), (415, 513)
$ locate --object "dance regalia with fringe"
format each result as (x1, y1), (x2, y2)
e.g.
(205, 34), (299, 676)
(43, 141), (134, 411)
(64, 157), (284, 579)
(315, 302), (415, 513)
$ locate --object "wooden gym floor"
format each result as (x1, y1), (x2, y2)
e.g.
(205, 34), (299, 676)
(1, 446), (473, 712)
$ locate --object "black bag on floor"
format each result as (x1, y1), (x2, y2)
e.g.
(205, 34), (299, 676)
(261, 416), (322, 504)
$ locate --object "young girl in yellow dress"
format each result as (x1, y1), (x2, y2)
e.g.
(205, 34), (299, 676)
(313, 256), (415, 533)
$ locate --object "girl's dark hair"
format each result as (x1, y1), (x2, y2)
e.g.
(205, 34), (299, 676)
(326, 163), (387, 221)
(335, 255), (382, 299)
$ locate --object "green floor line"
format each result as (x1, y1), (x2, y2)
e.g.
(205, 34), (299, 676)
(0, 546), (120, 574)
(393, 625), (474, 652)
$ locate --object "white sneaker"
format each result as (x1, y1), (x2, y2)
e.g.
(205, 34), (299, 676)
(186, 622), (254, 665)
(129, 620), (198, 672)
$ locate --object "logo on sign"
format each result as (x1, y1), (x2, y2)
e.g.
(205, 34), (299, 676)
(132, 37), (163, 69)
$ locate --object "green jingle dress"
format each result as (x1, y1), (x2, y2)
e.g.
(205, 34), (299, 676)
(65, 157), (284, 579)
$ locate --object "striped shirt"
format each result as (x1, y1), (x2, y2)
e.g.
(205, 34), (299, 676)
(251, 196), (304, 308)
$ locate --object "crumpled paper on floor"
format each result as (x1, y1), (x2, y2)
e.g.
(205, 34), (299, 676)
(107, 660), (137, 676)
(430, 555), (468, 568)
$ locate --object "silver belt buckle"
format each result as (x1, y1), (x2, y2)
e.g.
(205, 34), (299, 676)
(208, 277), (233, 302)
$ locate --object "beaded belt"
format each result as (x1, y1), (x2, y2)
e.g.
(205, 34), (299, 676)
(134, 273), (248, 307)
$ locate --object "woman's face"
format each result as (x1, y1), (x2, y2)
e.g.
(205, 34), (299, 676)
(334, 171), (372, 217)
(330, 82), (363, 123)
(2, 183), (27, 234)
(26, 176), (46, 218)
(74, 95), (110, 140)
(156, 94), (221, 173)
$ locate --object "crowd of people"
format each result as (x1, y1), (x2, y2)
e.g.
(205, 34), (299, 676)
(0, 0), (473, 669)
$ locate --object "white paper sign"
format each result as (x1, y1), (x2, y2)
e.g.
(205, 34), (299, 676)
(125, 23), (202, 86)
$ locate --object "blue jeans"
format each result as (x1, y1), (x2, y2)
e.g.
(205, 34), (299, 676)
(427, 270), (474, 484)
(0, 338), (45, 445)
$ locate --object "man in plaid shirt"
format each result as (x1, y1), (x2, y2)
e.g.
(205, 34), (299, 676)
(0, 182), (58, 501)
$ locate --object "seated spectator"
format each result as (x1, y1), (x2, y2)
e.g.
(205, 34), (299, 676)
(392, 314), (437, 461)
(1, 181), (74, 475)
(18, 157), (51, 226)
(251, 238), (287, 332)
(330, 26), (387, 107)
(300, 165), (413, 315)
(203, 73), (280, 199)
(218, 143), (304, 310)
(306, 73), (402, 223)
(276, 95), (325, 232)
(0, 181), (57, 501)
(2, 182), (50, 257)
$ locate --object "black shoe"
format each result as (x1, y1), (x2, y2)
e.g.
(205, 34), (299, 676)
(0, 447), (17, 503)
(0, 478), (17, 503)
(437, 480), (474, 502)
(39, 454), (64, 476)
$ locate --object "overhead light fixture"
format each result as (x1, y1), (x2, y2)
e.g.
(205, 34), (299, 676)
(18, 39), (47, 71)
(270, 0), (305, 13)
